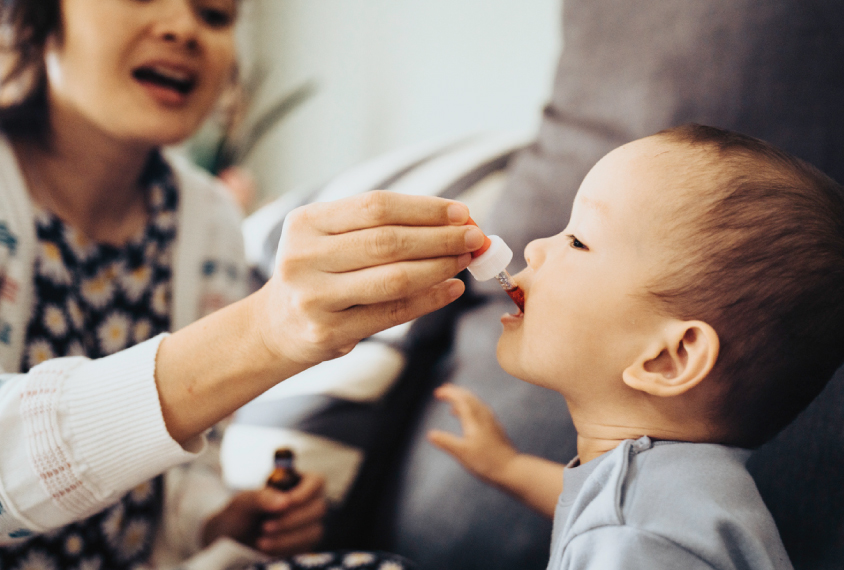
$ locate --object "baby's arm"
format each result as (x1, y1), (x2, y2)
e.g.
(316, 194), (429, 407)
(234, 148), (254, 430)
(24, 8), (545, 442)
(427, 384), (563, 519)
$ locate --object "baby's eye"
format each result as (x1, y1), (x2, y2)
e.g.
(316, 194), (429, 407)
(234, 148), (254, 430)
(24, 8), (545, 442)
(566, 234), (589, 251)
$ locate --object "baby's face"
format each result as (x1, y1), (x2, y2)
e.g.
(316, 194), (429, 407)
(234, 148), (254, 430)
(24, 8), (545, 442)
(497, 137), (692, 400)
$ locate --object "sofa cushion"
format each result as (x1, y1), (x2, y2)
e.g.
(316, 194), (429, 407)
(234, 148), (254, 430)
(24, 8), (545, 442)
(367, 1), (844, 569)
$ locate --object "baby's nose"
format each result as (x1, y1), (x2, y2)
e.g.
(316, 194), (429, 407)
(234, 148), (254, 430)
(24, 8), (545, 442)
(524, 238), (548, 267)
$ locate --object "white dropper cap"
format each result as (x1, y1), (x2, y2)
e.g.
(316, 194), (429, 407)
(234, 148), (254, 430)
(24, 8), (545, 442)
(467, 234), (513, 281)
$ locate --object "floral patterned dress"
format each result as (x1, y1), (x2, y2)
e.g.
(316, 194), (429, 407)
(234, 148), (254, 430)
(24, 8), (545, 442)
(249, 551), (415, 570)
(0, 154), (177, 570)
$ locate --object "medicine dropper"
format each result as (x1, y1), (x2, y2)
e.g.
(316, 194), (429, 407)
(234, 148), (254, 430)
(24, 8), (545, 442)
(465, 218), (525, 312)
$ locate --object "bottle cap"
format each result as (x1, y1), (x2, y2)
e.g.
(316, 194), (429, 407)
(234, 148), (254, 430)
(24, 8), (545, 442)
(467, 234), (513, 281)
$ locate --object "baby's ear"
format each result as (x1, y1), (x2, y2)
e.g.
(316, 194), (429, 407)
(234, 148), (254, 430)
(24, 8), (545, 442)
(622, 321), (719, 397)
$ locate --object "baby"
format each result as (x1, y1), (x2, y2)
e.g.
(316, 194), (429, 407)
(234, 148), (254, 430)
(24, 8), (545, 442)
(428, 124), (844, 569)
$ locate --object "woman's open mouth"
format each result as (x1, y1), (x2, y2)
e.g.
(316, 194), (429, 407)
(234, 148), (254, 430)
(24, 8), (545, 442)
(133, 65), (197, 104)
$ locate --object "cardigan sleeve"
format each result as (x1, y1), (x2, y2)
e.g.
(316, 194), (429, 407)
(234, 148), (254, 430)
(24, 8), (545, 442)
(151, 429), (237, 565)
(0, 334), (205, 543)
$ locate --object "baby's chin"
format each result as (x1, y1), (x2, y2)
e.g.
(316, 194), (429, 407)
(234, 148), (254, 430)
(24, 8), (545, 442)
(495, 339), (565, 392)
(495, 338), (528, 381)
(494, 337), (511, 367)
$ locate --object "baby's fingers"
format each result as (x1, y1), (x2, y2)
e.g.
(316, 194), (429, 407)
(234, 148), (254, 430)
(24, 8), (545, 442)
(428, 426), (514, 483)
(427, 429), (467, 459)
(435, 384), (487, 409)
(435, 384), (495, 426)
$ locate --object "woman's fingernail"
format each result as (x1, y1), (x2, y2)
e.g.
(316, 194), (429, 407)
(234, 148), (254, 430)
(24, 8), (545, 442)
(457, 252), (472, 268)
(447, 203), (469, 224)
(447, 279), (465, 300)
(464, 228), (484, 249)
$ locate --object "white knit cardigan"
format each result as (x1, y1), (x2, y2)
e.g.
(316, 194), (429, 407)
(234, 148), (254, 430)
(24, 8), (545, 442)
(0, 136), (248, 557)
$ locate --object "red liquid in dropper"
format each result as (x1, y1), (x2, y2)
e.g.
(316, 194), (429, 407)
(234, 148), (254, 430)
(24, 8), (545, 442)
(506, 286), (525, 313)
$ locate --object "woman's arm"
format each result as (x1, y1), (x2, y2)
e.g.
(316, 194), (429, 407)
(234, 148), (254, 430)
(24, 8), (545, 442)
(157, 191), (483, 444)
(0, 192), (482, 541)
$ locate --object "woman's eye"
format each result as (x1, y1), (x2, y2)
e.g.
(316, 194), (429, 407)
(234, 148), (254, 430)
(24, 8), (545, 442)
(566, 234), (589, 251)
(198, 7), (235, 28)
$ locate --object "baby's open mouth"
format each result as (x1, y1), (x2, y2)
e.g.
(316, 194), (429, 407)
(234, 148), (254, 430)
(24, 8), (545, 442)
(133, 66), (196, 95)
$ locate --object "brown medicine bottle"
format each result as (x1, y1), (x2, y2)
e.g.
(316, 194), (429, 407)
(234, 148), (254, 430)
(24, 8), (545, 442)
(266, 448), (302, 491)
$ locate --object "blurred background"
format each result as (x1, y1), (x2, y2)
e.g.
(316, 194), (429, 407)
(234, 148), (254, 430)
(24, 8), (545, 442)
(190, 0), (561, 210)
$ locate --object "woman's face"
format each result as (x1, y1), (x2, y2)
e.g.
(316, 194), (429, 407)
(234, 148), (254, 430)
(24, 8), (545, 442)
(47, 0), (237, 146)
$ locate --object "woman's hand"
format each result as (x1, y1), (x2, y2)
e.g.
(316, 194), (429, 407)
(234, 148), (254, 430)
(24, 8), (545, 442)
(252, 191), (484, 366)
(157, 192), (484, 445)
(428, 383), (519, 485)
(201, 472), (327, 557)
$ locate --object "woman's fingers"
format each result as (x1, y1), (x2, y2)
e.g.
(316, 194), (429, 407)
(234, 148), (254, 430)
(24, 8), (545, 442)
(284, 472), (325, 508)
(259, 473), (325, 512)
(255, 522), (323, 557)
(260, 193), (482, 367)
(281, 193), (483, 274)
(254, 473), (327, 555)
(303, 191), (471, 234)
(262, 495), (327, 535)
(325, 279), (466, 342)
(304, 224), (485, 274)
(317, 256), (471, 310)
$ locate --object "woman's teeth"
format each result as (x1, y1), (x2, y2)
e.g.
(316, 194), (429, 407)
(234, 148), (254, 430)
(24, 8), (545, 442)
(133, 66), (195, 94)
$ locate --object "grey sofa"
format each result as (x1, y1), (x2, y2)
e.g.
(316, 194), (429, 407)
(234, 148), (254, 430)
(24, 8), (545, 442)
(235, 1), (844, 568)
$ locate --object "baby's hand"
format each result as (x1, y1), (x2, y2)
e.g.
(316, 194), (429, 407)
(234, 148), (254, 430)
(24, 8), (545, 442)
(427, 384), (518, 485)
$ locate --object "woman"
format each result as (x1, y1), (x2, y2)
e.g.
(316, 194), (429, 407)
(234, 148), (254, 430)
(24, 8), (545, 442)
(0, 0), (481, 567)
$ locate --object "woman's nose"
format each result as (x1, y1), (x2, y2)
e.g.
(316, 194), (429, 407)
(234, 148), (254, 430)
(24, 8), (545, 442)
(155, 0), (201, 51)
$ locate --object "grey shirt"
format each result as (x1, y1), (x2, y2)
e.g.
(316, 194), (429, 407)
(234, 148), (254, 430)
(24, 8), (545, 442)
(547, 437), (793, 570)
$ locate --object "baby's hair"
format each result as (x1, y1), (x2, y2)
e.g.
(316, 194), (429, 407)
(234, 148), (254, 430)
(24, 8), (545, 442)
(0, 0), (58, 136)
(649, 124), (844, 448)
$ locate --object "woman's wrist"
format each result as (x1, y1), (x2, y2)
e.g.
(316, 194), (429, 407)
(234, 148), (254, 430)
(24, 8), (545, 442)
(245, 277), (334, 369)
(155, 293), (310, 445)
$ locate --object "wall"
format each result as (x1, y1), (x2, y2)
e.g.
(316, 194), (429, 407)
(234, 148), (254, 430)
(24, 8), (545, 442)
(239, 0), (562, 203)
